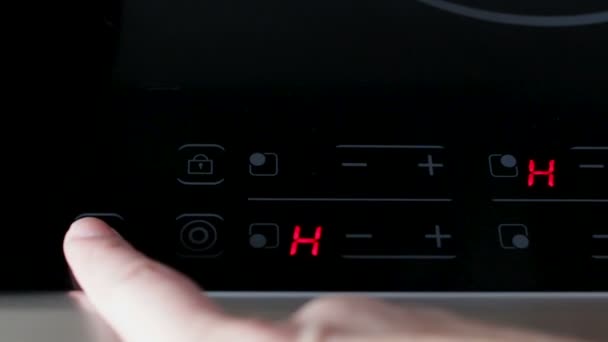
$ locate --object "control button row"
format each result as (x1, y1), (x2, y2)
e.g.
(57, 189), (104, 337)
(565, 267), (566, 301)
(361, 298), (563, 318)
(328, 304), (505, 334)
(75, 213), (607, 260)
(176, 145), (608, 199)
(176, 143), (450, 187)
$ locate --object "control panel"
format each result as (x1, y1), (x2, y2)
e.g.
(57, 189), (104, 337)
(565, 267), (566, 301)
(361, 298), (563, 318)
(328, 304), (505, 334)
(50, 100), (607, 292)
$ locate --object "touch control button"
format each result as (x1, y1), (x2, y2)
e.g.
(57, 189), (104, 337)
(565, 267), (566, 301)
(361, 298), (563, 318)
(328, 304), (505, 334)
(177, 214), (223, 258)
(489, 154), (519, 178)
(425, 225), (452, 249)
(498, 224), (530, 250)
(418, 154), (444, 177)
(177, 144), (225, 186)
(248, 223), (280, 249)
(181, 220), (217, 252)
(249, 152), (279, 176)
(75, 213), (125, 230)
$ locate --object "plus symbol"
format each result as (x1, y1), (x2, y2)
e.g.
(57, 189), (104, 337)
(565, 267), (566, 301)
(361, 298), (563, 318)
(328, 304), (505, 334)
(425, 225), (452, 249)
(418, 154), (444, 176)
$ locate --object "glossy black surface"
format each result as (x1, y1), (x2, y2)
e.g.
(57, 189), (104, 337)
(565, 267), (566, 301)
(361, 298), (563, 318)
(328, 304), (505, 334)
(4, 0), (607, 291)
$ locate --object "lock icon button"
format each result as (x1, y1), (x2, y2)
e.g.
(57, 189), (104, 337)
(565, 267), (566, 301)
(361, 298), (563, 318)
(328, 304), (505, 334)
(188, 154), (214, 175)
(178, 144), (225, 186)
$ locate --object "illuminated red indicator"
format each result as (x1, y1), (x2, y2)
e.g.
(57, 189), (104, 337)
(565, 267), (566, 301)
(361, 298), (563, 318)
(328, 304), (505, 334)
(290, 225), (323, 256)
(528, 159), (555, 188)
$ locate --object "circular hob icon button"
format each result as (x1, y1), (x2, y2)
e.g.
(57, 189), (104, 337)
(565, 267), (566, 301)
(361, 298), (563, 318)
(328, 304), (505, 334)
(176, 214), (224, 258)
(181, 220), (217, 252)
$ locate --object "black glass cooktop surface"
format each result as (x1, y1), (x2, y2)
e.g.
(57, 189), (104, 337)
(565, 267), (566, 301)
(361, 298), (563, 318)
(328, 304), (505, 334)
(5, 0), (607, 292)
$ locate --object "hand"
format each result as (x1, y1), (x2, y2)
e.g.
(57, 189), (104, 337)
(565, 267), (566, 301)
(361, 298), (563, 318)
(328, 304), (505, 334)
(64, 218), (582, 342)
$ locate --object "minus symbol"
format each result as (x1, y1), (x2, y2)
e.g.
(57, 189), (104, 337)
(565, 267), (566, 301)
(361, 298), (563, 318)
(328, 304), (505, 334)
(342, 162), (368, 168)
(345, 234), (373, 239)
(579, 164), (605, 169)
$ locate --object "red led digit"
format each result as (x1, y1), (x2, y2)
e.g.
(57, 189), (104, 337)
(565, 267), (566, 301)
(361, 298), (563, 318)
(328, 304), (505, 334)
(290, 225), (323, 256)
(528, 159), (555, 188)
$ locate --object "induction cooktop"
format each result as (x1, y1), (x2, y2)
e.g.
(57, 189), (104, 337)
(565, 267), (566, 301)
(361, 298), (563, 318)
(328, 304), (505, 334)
(4, 0), (607, 292)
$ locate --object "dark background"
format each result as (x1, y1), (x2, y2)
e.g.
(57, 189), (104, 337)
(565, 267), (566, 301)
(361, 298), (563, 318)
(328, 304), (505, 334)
(3, 0), (607, 291)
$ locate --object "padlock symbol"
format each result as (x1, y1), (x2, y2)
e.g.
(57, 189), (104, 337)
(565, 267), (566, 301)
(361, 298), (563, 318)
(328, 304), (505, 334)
(188, 154), (214, 175)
